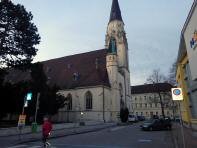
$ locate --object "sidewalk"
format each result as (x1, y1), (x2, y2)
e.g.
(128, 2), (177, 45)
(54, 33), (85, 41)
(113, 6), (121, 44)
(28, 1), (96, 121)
(172, 122), (197, 148)
(0, 122), (116, 148)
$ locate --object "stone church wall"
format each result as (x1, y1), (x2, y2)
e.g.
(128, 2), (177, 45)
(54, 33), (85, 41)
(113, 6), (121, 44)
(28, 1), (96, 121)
(56, 86), (113, 122)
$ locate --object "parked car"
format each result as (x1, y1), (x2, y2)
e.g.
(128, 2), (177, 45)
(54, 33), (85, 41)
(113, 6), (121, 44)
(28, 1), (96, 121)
(128, 115), (138, 122)
(140, 118), (172, 131)
(137, 115), (145, 121)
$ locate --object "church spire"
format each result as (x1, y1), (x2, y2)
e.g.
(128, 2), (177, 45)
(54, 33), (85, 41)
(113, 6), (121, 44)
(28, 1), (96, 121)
(109, 0), (123, 22)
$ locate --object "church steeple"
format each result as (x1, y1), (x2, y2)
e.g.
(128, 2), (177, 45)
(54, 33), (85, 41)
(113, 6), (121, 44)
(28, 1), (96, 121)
(109, 0), (123, 22)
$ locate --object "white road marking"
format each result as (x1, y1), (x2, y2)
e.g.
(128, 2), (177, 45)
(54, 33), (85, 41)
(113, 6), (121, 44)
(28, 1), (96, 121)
(138, 139), (152, 142)
(28, 146), (42, 148)
(7, 145), (27, 148)
(109, 126), (126, 132)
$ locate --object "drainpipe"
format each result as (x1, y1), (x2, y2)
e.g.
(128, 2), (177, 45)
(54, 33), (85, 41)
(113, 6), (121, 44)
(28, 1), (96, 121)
(103, 85), (105, 122)
(123, 71), (127, 108)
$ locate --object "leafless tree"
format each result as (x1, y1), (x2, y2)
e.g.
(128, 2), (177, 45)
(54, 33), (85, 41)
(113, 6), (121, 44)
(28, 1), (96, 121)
(147, 69), (169, 118)
(167, 60), (177, 86)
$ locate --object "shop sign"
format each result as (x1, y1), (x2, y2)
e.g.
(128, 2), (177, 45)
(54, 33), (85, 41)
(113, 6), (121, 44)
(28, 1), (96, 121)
(190, 30), (197, 50)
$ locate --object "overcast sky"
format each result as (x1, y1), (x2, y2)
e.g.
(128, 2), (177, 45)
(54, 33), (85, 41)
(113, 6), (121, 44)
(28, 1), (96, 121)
(13, 0), (193, 85)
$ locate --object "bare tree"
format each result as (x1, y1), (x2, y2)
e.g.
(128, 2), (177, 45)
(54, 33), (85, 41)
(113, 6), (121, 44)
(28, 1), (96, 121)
(167, 61), (177, 86)
(147, 69), (168, 118)
(147, 69), (166, 84)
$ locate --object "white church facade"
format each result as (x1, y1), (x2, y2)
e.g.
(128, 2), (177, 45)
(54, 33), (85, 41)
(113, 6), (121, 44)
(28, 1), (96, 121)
(5, 0), (132, 122)
(51, 0), (131, 122)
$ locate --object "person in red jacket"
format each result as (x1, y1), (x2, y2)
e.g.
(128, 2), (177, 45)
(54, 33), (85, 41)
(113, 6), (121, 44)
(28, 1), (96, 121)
(42, 116), (52, 147)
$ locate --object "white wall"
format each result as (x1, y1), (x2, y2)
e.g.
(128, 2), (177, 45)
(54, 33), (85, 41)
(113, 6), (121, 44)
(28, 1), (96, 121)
(184, 4), (197, 81)
(57, 86), (116, 122)
(131, 93), (174, 118)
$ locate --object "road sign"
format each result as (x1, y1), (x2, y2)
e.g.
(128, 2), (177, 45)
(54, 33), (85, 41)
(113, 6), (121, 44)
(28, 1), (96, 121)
(18, 115), (26, 127)
(171, 88), (183, 101)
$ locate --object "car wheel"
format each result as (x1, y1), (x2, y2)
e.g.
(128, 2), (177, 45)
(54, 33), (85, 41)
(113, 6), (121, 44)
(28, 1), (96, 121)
(149, 127), (153, 131)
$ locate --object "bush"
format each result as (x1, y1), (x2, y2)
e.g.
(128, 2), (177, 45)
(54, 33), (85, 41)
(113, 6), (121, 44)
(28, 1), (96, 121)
(120, 107), (129, 123)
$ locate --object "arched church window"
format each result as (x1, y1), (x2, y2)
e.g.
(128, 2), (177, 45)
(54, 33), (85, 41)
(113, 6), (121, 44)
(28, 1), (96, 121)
(108, 37), (117, 54)
(85, 91), (93, 110)
(66, 94), (72, 110)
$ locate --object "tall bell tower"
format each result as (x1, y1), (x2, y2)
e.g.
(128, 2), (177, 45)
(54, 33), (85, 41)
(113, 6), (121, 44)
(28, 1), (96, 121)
(106, 0), (131, 121)
(105, 0), (129, 69)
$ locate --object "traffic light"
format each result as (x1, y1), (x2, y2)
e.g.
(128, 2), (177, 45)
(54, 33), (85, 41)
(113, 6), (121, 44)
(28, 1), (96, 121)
(26, 92), (32, 101)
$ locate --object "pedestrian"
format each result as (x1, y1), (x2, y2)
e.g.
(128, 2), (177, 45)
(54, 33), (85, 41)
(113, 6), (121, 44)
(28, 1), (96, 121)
(42, 116), (52, 147)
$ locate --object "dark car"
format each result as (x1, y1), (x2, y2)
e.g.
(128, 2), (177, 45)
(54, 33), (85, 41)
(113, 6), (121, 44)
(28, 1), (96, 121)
(161, 118), (172, 130)
(137, 116), (145, 121)
(140, 118), (172, 131)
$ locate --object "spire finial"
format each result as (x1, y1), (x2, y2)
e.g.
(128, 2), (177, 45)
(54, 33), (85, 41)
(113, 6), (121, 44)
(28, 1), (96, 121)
(109, 0), (123, 22)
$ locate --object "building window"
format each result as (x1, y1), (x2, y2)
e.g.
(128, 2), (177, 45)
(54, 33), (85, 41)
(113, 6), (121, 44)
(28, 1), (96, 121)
(140, 103), (142, 108)
(146, 112), (148, 115)
(145, 104), (147, 108)
(85, 91), (93, 110)
(141, 112), (143, 115)
(144, 96), (146, 100)
(150, 103), (152, 108)
(154, 95), (157, 99)
(136, 112), (138, 115)
(155, 103), (157, 108)
(135, 97), (137, 101)
(73, 72), (80, 81)
(135, 103), (137, 108)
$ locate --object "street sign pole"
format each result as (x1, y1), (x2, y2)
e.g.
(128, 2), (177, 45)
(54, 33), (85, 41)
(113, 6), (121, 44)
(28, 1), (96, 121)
(178, 101), (186, 148)
(171, 88), (185, 148)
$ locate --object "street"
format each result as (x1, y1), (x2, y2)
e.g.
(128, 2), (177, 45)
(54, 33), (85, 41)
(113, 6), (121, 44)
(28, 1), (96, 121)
(7, 123), (174, 148)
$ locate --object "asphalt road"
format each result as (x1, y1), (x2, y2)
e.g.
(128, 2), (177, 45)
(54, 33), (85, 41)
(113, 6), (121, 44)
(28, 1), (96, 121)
(7, 123), (174, 148)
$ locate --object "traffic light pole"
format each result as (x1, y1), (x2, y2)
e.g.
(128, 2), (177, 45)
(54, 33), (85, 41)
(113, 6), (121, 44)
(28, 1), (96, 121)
(34, 93), (40, 123)
(22, 95), (26, 115)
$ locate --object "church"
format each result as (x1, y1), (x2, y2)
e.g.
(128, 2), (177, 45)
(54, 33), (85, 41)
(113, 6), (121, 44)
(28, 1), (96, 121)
(42, 0), (131, 122)
(6, 0), (132, 122)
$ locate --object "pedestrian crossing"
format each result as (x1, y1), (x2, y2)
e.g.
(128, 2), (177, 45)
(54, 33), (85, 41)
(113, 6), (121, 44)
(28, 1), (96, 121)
(7, 144), (57, 148)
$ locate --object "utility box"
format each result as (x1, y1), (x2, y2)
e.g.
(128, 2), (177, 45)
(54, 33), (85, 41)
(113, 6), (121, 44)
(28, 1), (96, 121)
(31, 122), (37, 133)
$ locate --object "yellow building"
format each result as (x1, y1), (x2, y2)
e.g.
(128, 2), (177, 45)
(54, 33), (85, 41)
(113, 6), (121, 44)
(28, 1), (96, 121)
(176, 0), (197, 129)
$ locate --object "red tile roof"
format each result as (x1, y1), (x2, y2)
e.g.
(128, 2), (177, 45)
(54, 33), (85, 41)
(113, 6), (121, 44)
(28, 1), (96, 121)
(5, 49), (110, 89)
(131, 83), (173, 94)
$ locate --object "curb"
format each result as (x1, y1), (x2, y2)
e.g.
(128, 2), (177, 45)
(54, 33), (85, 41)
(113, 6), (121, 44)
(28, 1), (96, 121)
(0, 123), (105, 137)
(15, 124), (116, 145)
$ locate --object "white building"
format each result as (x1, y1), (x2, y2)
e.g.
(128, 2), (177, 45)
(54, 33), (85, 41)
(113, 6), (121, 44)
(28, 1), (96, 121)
(5, 0), (131, 123)
(54, 0), (131, 122)
(176, 0), (197, 127)
(182, 0), (197, 81)
(131, 83), (176, 119)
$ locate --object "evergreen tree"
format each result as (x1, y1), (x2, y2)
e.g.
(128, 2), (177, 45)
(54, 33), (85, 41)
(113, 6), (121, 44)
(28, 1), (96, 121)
(0, 0), (40, 68)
